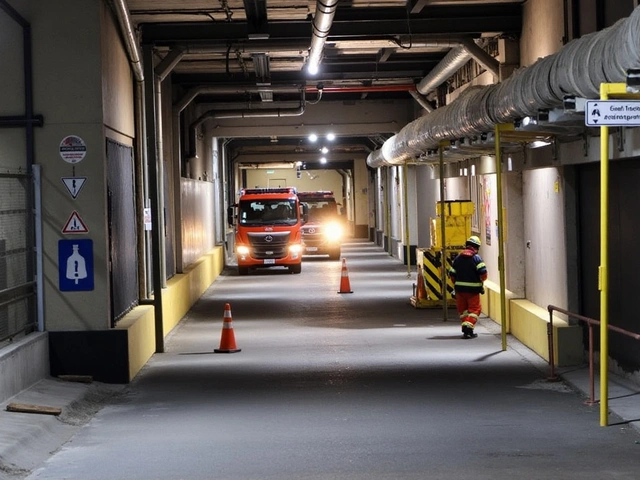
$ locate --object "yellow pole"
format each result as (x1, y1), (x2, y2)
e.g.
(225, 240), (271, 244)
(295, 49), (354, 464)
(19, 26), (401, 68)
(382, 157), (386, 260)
(403, 163), (411, 277)
(595, 82), (638, 425)
(599, 84), (610, 427)
(439, 142), (448, 322)
(494, 124), (512, 352)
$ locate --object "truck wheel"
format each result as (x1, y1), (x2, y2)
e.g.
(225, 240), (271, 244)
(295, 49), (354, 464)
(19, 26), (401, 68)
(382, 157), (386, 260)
(289, 263), (302, 274)
(329, 248), (341, 260)
(238, 266), (249, 276)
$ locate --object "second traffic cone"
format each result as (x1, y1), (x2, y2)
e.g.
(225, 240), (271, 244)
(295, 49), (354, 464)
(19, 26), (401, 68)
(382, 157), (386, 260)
(214, 303), (241, 353)
(338, 258), (353, 294)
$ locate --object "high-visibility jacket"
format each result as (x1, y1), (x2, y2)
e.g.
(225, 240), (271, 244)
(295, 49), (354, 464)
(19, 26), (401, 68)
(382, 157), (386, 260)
(449, 248), (488, 293)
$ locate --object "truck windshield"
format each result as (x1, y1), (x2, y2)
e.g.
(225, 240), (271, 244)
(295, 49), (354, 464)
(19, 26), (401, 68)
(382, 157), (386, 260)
(304, 200), (338, 223)
(239, 199), (298, 226)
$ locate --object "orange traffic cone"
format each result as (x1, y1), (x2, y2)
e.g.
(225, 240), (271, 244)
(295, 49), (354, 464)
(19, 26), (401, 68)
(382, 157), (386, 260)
(338, 258), (353, 294)
(416, 265), (427, 301)
(214, 303), (241, 353)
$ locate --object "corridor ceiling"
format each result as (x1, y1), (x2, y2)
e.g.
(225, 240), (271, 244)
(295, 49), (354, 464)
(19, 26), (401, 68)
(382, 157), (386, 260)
(127, 0), (525, 163)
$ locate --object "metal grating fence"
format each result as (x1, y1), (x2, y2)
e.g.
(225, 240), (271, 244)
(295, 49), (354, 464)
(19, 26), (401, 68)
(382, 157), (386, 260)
(0, 173), (36, 346)
(107, 139), (139, 325)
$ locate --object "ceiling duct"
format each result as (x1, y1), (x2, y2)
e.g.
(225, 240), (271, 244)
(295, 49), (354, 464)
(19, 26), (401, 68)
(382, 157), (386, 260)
(368, 6), (640, 168)
(307, 0), (339, 75)
(415, 38), (499, 104)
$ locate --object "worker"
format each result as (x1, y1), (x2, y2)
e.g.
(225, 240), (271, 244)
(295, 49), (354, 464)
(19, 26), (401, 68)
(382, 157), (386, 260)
(448, 235), (487, 339)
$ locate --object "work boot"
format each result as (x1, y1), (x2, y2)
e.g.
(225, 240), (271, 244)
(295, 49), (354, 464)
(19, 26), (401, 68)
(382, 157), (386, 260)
(462, 325), (471, 339)
(467, 328), (478, 339)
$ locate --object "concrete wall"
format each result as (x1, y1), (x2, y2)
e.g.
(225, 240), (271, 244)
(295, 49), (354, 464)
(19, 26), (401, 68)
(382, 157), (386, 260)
(0, 333), (49, 404)
(0, 5), (26, 169)
(29, 1), (113, 331)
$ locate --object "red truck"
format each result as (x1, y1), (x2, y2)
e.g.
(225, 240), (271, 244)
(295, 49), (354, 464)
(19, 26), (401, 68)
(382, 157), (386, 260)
(297, 191), (343, 260)
(228, 187), (308, 275)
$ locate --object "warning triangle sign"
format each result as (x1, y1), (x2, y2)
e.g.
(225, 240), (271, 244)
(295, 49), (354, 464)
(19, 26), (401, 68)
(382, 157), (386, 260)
(62, 211), (89, 234)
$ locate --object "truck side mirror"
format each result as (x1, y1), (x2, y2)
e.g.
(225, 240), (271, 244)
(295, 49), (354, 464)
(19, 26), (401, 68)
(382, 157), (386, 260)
(227, 205), (236, 226)
(300, 203), (309, 224)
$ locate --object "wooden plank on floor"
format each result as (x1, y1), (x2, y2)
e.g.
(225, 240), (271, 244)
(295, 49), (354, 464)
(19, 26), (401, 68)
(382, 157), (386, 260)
(6, 403), (62, 416)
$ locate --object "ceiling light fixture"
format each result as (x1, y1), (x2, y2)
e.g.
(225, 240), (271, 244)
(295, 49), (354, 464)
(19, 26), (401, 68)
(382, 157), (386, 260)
(321, 147), (328, 154)
(326, 133), (336, 141)
(308, 133), (318, 142)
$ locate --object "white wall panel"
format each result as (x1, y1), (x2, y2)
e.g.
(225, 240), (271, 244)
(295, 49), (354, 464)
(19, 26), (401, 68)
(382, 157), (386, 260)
(523, 168), (568, 309)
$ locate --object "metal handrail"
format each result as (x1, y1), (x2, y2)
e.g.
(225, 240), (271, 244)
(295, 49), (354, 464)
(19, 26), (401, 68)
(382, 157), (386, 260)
(547, 304), (640, 405)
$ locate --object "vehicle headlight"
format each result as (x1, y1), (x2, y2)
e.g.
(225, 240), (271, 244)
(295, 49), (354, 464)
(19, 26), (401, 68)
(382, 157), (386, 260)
(237, 245), (250, 255)
(289, 244), (302, 253)
(324, 222), (343, 241)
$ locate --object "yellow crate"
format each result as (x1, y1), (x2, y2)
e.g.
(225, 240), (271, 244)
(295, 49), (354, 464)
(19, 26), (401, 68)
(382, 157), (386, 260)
(436, 201), (474, 217)
(430, 216), (471, 248)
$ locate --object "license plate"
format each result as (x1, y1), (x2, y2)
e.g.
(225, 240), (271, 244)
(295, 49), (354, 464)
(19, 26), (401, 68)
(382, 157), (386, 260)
(306, 247), (318, 252)
(263, 259), (275, 264)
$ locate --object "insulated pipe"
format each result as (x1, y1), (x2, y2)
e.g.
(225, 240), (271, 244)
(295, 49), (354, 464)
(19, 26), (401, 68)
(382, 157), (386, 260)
(459, 38), (500, 78)
(368, 6), (640, 167)
(307, 0), (339, 74)
(188, 102), (306, 158)
(155, 46), (185, 81)
(416, 38), (499, 96)
(409, 91), (434, 113)
(416, 45), (471, 96)
(111, 0), (144, 82)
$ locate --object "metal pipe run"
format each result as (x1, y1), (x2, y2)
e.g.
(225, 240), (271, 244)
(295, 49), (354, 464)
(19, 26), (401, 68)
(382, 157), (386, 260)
(367, 6), (640, 168)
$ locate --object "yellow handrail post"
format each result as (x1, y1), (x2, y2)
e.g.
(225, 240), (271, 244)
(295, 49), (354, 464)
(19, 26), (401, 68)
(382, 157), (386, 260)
(599, 84), (611, 427)
(595, 82), (638, 426)
(494, 124), (513, 352)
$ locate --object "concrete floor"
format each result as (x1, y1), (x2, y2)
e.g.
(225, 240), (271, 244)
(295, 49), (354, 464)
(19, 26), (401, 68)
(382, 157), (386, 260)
(22, 241), (640, 479)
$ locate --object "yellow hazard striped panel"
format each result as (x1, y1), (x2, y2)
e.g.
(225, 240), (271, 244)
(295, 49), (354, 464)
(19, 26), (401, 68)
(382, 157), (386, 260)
(422, 248), (459, 300)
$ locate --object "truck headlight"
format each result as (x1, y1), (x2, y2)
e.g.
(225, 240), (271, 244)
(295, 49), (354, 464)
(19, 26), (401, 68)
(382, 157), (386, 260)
(324, 222), (343, 241)
(289, 244), (302, 254)
(237, 245), (250, 255)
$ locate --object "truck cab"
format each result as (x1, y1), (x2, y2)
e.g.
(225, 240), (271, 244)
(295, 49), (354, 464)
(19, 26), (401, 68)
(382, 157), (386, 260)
(228, 187), (308, 275)
(297, 191), (343, 260)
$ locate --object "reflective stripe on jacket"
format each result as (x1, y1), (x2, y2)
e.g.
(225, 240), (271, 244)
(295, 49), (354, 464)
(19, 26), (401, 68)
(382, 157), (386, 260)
(448, 248), (488, 294)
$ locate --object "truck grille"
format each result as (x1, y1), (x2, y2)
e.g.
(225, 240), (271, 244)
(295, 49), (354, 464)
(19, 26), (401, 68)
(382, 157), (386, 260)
(302, 226), (325, 247)
(247, 232), (290, 259)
